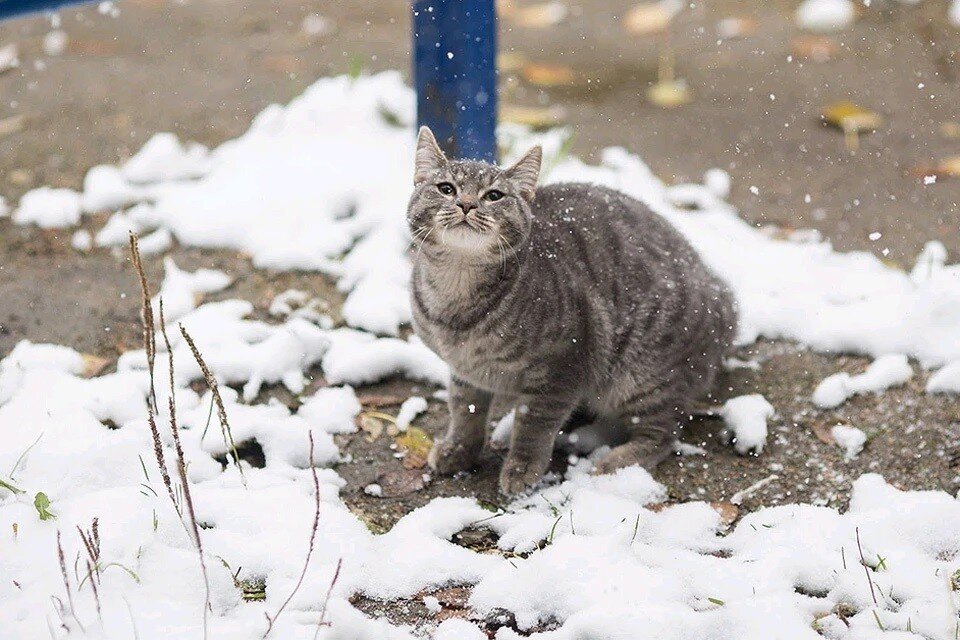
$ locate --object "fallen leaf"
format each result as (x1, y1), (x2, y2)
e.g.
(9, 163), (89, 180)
(358, 414), (385, 443)
(939, 156), (960, 176)
(499, 104), (565, 129)
(395, 426), (433, 469)
(0, 43), (19, 74)
(375, 467), (425, 497)
(716, 16), (757, 39)
(624, 2), (676, 35)
(940, 122), (960, 139)
(7, 169), (32, 186)
(261, 54), (299, 74)
(710, 501), (739, 525)
(81, 354), (110, 377)
(520, 62), (576, 87)
(0, 115), (24, 139)
(821, 101), (882, 133)
(647, 78), (692, 108)
(811, 421), (837, 445)
(497, 51), (528, 73)
(907, 157), (960, 182)
(790, 35), (838, 62)
(505, 1), (567, 28)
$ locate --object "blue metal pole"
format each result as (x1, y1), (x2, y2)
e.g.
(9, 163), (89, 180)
(0, 0), (95, 20)
(413, 0), (497, 163)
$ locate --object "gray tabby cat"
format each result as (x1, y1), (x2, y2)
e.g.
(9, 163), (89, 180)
(408, 126), (737, 495)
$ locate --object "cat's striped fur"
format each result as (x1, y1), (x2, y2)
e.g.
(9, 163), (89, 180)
(408, 127), (737, 495)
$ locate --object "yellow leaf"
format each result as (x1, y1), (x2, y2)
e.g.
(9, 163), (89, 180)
(938, 156), (960, 177)
(499, 104), (565, 129)
(624, 2), (675, 35)
(81, 354), (110, 378)
(647, 79), (692, 108)
(395, 426), (433, 469)
(821, 101), (882, 133)
(520, 62), (576, 87)
(497, 51), (528, 74)
(710, 501), (739, 525)
(359, 414), (384, 443)
(939, 122), (960, 139)
(507, 1), (567, 28)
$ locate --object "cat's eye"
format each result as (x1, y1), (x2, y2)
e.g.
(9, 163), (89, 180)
(437, 182), (456, 195)
(484, 190), (504, 202)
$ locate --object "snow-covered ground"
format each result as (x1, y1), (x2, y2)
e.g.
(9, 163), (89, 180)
(3, 72), (960, 639)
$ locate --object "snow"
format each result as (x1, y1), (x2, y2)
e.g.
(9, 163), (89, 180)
(122, 132), (210, 184)
(795, 0), (855, 32)
(12, 187), (82, 228)
(927, 360), (960, 394)
(719, 394), (775, 455)
(71, 229), (93, 252)
(951, 0), (960, 26)
(813, 354), (913, 409)
(6, 71), (960, 640)
(434, 619), (485, 639)
(831, 424), (867, 460)
(12, 72), (960, 370)
(396, 396), (428, 430)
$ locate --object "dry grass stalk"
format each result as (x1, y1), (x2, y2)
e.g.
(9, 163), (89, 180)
(178, 324), (246, 485)
(129, 233), (210, 639)
(159, 301), (212, 640)
(77, 518), (101, 583)
(130, 235), (181, 520)
(56, 530), (84, 633)
(85, 559), (102, 623)
(856, 527), (879, 605)
(312, 558), (343, 640)
(128, 233), (158, 412)
(263, 432), (322, 639)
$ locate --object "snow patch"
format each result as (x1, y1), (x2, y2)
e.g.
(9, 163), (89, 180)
(719, 394), (775, 455)
(813, 354), (913, 409)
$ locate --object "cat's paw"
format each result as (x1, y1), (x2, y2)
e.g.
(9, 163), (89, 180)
(427, 437), (482, 475)
(593, 440), (671, 475)
(498, 456), (548, 496)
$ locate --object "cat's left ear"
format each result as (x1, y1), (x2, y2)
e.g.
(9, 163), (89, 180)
(414, 126), (448, 184)
(504, 145), (542, 200)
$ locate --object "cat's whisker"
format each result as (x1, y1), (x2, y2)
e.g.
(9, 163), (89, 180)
(415, 226), (436, 262)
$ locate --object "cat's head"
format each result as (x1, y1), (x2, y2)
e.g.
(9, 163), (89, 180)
(407, 126), (541, 261)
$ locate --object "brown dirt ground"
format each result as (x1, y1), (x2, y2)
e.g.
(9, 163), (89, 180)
(1, 0), (959, 634)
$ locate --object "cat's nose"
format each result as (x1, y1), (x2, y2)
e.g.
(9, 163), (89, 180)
(456, 197), (477, 214)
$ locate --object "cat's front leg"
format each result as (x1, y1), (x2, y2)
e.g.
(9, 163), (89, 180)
(500, 396), (575, 495)
(428, 376), (493, 475)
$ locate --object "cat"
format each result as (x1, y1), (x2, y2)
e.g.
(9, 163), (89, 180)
(407, 126), (737, 495)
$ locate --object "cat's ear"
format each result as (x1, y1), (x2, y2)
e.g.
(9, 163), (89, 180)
(414, 126), (447, 183)
(504, 145), (542, 200)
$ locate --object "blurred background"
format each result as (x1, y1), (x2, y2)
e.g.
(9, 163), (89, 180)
(1, 0), (958, 265)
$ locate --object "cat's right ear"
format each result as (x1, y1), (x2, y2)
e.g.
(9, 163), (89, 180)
(414, 126), (447, 184)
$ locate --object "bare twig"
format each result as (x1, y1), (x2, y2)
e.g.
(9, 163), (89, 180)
(178, 324), (246, 486)
(263, 432), (322, 639)
(856, 527), (878, 606)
